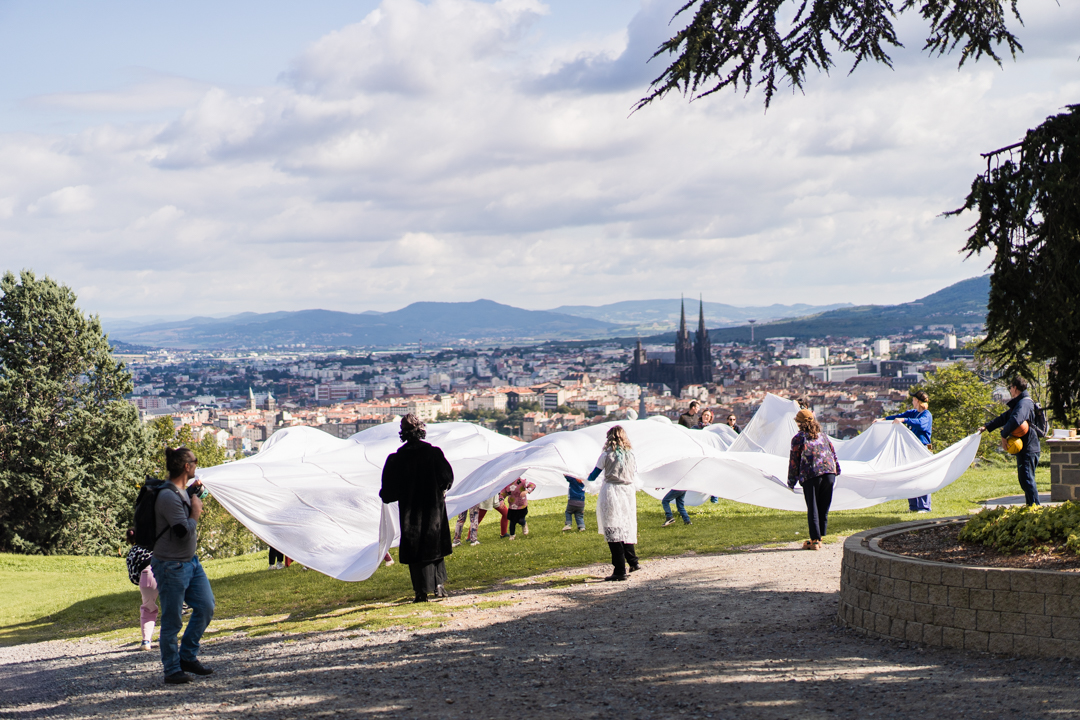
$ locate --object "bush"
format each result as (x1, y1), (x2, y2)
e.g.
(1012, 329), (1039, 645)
(959, 502), (1080, 554)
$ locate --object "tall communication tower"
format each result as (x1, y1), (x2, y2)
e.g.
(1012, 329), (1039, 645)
(748, 319), (757, 343)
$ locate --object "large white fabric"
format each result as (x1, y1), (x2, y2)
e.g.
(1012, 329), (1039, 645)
(199, 393), (980, 582)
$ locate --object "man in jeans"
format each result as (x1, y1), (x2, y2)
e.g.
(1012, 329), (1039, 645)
(152, 447), (215, 684)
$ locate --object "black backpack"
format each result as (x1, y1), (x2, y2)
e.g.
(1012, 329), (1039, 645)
(132, 477), (179, 550)
(1032, 401), (1050, 439)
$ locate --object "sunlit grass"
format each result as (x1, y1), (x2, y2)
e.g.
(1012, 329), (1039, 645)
(0, 463), (1038, 647)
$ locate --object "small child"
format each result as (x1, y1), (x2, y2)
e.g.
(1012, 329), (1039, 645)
(499, 477), (536, 540)
(563, 475), (586, 531)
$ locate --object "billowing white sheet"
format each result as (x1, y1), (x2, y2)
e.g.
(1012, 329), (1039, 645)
(199, 393), (980, 581)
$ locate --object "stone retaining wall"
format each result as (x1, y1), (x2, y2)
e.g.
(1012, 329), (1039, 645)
(839, 518), (1080, 658)
(1050, 437), (1080, 501)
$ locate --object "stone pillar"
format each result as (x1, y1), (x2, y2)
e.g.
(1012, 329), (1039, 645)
(1049, 437), (1080, 501)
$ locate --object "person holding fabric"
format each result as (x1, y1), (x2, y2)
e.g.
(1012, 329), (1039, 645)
(695, 409), (720, 503)
(726, 414), (741, 434)
(695, 409), (714, 429)
(562, 475), (587, 531)
(379, 414), (455, 602)
(876, 390), (933, 512)
(453, 504), (484, 547)
(787, 409), (841, 551)
(978, 376), (1042, 506)
(151, 447), (215, 684)
(499, 477), (536, 539)
(587, 425), (641, 581)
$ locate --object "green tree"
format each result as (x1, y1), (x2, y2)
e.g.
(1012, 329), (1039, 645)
(949, 105), (1080, 426)
(146, 415), (260, 559)
(638, 0), (1026, 109)
(909, 362), (1003, 458)
(0, 271), (150, 555)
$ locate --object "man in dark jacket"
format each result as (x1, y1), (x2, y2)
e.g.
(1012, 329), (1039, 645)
(678, 401), (700, 428)
(380, 414), (455, 602)
(980, 376), (1042, 506)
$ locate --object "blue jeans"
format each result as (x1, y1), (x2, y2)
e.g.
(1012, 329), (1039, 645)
(662, 490), (690, 523)
(151, 556), (215, 676)
(565, 504), (585, 529)
(1018, 451), (1041, 506)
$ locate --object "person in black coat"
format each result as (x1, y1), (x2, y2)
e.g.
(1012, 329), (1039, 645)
(380, 414), (455, 602)
(979, 376), (1042, 506)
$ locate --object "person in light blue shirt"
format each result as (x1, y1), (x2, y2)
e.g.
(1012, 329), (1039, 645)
(879, 390), (933, 512)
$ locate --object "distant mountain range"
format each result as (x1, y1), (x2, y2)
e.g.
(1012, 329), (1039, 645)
(104, 300), (620, 349)
(680, 275), (989, 343)
(102, 276), (990, 350)
(548, 299), (852, 333)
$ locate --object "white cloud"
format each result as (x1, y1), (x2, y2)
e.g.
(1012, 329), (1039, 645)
(26, 185), (95, 215)
(0, 0), (1078, 316)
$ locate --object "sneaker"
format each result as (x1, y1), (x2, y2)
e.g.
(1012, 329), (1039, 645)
(603, 574), (627, 582)
(662, 517), (677, 527)
(141, 641), (152, 651)
(384, 557), (394, 567)
(434, 585), (450, 598)
(452, 540), (462, 547)
(164, 672), (191, 685)
(500, 533), (510, 539)
(509, 535), (516, 540)
(276, 562), (284, 570)
(470, 540), (481, 546)
(578, 527), (586, 532)
(683, 520), (692, 525)
(179, 659), (213, 676)
(562, 525), (572, 532)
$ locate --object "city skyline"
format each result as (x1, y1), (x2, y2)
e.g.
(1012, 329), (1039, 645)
(0, 0), (1075, 317)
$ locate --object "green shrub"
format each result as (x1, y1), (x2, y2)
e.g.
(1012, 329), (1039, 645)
(959, 502), (1080, 554)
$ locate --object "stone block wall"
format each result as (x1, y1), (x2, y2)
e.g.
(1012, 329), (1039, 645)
(839, 519), (1080, 658)
(1050, 438), (1080, 502)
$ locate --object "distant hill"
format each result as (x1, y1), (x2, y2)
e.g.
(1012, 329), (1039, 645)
(698, 275), (990, 342)
(549, 299), (852, 332)
(105, 300), (620, 349)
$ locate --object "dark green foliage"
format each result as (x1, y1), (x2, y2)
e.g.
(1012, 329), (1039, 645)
(0, 271), (150, 555)
(912, 362), (1002, 458)
(960, 502), (1080, 554)
(950, 105), (1080, 426)
(637, 0), (1023, 109)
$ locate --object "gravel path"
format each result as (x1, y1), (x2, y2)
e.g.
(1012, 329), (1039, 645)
(4, 541), (1080, 719)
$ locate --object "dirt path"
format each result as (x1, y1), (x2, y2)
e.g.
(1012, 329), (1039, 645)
(4, 542), (1080, 719)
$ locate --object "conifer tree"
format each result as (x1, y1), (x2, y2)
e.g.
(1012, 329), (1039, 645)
(950, 105), (1080, 425)
(0, 271), (149, 555)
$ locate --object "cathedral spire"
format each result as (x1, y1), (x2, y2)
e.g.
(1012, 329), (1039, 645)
(698, 295), (706, 334)
(679, 296), (687, 334)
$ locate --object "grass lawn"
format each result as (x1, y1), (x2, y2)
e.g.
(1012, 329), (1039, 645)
(0, 463), (1039, 648)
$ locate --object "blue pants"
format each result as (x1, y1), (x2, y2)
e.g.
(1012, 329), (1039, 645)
(662, 490), (690, 523)
(1018, 451), (1041, 506)
(908, 495), (931, 512)
(565, 504), (585, 529)
(152, 556), (215, 677)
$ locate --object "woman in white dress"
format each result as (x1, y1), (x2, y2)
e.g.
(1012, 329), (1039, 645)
(586, 425), (640, 581)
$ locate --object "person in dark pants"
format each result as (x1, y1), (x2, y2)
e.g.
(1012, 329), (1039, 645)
(787, 409), (841, 550)
(980, 376), (1042, 506)
(588, 426), (641, 581)
(379, 414), (455, 602)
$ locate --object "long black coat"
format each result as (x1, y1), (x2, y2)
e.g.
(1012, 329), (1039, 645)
(379, 439), (454, 565)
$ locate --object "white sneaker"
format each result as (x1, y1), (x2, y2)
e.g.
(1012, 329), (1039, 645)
(562, 525), (572, 531)
(470, 540), (480, 546)
(140, 641), (152, 651)
(276, 562), (285, 570)
(509, 535), (516, 540)
(452, 540), (462, 547)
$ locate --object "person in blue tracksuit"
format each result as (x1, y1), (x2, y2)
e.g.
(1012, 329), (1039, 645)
(980, 376), (1042, 506)
(879, 390), (934, 512)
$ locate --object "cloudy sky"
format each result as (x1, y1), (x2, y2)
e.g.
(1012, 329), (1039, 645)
(0, 0), (1076, 318)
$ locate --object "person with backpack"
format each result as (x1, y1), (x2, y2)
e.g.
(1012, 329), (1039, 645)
(979, 376), (1045, 506)
(125, 528), (157, 651)
(788, 408), (841, 550)
(150, 447), (215, 684)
